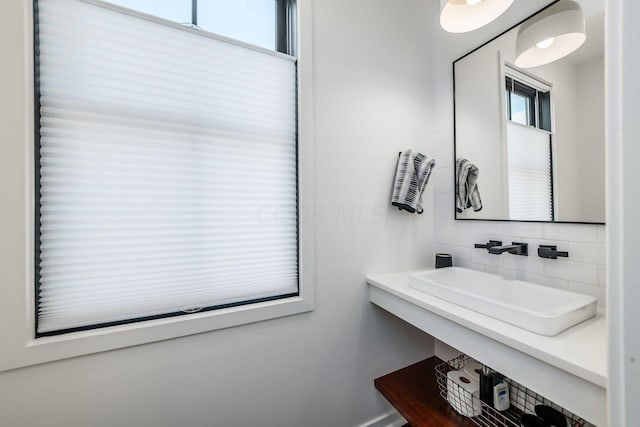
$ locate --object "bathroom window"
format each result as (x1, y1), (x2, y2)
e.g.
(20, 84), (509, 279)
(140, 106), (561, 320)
(34, 0), (301, 336)
(104, 0), (288, 52)
(504, 72), (554, 221)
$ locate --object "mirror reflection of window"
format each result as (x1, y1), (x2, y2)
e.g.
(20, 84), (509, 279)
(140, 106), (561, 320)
(509, 92), (531, 125)
(506, 77), (535, 126)
(505, 76), (551, 131)
(504, 72), (554, 221)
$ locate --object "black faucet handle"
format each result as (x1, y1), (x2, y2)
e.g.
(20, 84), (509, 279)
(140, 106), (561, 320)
(538, 245), (569, 259)
(474, 240), (503, 249)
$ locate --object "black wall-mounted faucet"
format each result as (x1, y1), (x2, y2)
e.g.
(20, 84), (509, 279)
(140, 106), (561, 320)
(538, 245), (569, 259)
(488, 242), (528, 256)
(474, 240), (502, 250)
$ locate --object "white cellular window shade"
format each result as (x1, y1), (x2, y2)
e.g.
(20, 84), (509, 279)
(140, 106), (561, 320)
(36, 0), (298, 334)
(506, 122), (553, 221)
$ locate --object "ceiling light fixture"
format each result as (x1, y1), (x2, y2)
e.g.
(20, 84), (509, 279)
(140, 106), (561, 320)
(536, 37), (555, 49)
(515, 0), (586, 68)
(440, 0), (514, 33)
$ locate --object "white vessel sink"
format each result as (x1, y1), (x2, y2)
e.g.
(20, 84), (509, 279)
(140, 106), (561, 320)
(408, 267), (597, 336)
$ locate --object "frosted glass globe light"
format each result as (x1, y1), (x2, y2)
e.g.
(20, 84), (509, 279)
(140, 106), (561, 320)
(515, 0), (586, 68)
(440, 0), (514, 33)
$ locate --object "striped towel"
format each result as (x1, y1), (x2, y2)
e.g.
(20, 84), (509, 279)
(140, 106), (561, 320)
(391, 150), (436, 214)
(456, 158), (482, 213)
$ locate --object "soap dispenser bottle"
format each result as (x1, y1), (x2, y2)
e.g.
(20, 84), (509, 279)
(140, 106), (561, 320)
(493, 380), (510, 411)
(479, 365), (495, 407)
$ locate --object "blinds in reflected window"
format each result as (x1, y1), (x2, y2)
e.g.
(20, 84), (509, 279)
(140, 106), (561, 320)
(506, 122), (553, 221)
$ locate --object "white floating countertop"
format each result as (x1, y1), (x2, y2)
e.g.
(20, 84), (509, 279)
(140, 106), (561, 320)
(367, 269), (607, 426)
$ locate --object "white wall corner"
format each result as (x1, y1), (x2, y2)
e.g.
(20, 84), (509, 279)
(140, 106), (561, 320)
(356, 410), (406, 427)
(434, 339), (463, 361)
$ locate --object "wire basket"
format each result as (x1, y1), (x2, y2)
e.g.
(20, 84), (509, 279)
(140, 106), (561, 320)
(434, 354), (592, 427)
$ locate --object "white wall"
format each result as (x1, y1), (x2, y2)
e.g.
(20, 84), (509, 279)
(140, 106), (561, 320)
(0, 1), (436, 426)
(455, 46), (508, 219)
(537, 58), (581, 221)
(607, 0), (640, 425)
(576, 55), (606, 223)
(429, 0), (607, 310)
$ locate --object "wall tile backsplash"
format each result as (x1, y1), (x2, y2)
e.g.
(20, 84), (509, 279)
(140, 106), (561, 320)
(431, 111), (607, 311)
(434, 220), (606, 309)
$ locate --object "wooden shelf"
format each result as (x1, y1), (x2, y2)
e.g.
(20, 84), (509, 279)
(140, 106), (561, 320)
(374, 356), (477, 427)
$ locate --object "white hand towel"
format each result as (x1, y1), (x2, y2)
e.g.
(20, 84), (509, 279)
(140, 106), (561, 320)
(456, 158), (482, 213)
(391, 150), (435, 214)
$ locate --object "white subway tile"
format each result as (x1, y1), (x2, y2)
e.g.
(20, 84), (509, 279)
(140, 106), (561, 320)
(434, 193), (453, 218)
(472, 249), (504, 267)
(567, 242), (605, 264)
(568, 282), (606, 310)
(498, 236), (526, 247)
(502, 255), (545, 275)
(439, 218), (457, 233)
(425, 182), (438, 198)
(470, 263), (487, 272)
(544, 260), (599, 285)
(523, 239), (554, 260)
(431, 116), (451, 132)
(433, 154), (453, 169)
(432, 133), (452, 150)
(485, 264), (499, 275)
(598, 265), (606, 287)
(489, 266), (521, 280)
(456, 220), (504, 235)
(434, 167), (453, 194)
(433, 127), (452, 143)
(435, 204), (452, 221)
(433, 154), (451, 169)
(543, 223), (599, 243)
(456, 232), (493, 248)
(502, 222), (544, 238)
(451, 248), (472, 267)
(434, 205), (607, 315)
(439, 244), (463, 259)
(436, 230), (456, 245)
(523, 273), (569, 290)
(434, 192), (451, 208)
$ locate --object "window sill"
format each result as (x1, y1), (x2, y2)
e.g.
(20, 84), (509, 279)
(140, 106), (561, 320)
(1, 295), (312, 373)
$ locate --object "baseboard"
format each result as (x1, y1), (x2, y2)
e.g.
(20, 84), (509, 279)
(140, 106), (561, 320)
(356, 410), (406, 427)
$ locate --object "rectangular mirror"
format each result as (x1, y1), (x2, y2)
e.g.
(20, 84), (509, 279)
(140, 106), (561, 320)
(454, 0), (605, 224)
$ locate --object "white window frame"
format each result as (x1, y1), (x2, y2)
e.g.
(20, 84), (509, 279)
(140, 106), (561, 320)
(0, 0), (314, 373)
